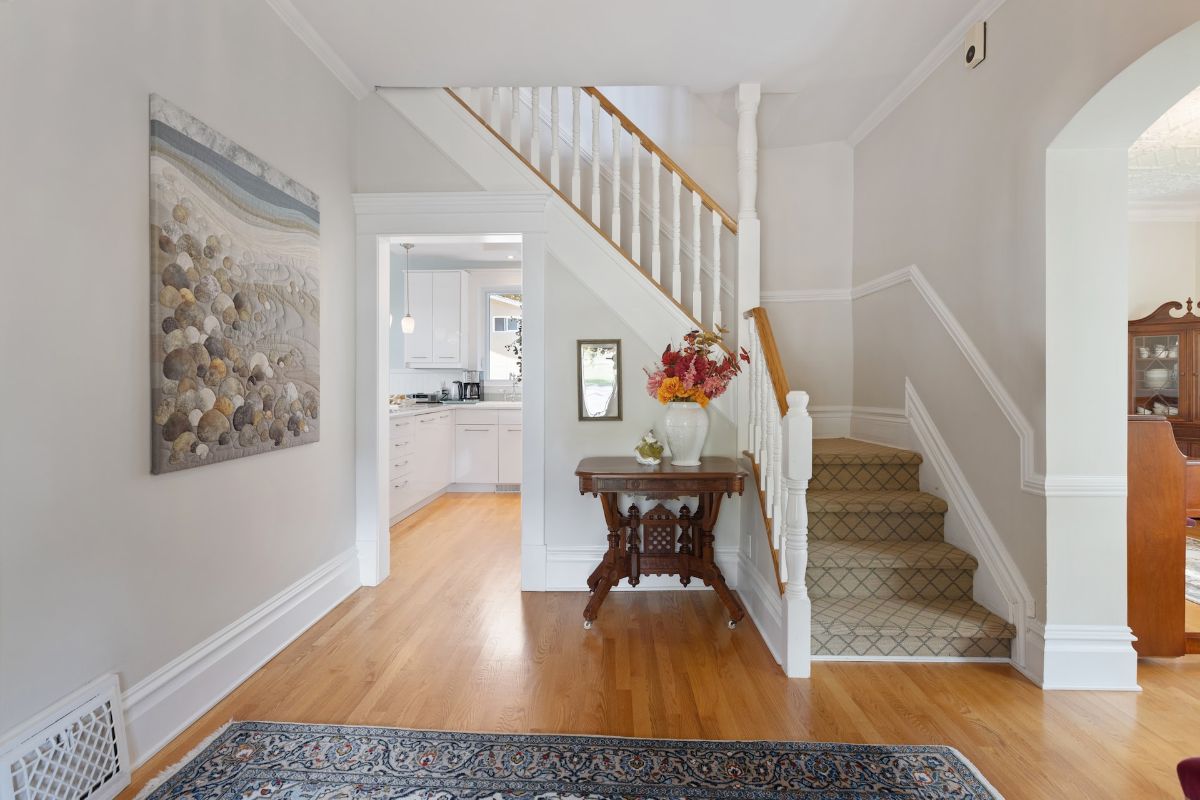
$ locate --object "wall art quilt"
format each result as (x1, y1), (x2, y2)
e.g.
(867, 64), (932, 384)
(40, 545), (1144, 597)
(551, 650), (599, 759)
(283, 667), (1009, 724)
(149, 95), (320, 473)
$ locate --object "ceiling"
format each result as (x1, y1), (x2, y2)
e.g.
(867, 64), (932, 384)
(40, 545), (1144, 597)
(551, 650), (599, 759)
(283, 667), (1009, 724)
(279, 0), (987, 144)
(388, 235), (522, 269)
(1130, 85), (1200, 208)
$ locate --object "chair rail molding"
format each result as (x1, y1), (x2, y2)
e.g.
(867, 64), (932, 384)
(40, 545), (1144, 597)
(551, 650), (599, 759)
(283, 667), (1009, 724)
(761, 288), (853, 303)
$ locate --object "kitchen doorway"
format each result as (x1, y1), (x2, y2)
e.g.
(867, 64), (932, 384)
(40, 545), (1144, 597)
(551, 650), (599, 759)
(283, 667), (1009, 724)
(353, 193), (549, 591)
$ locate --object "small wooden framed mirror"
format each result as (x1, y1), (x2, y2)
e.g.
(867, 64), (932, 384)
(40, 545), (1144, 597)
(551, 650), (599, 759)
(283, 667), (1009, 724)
(577, 339), (622, 421)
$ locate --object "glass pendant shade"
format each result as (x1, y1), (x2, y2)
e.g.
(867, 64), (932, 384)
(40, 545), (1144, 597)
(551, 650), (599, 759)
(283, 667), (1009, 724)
(400, 242), (416, 335)
(400, 314), (415, 334)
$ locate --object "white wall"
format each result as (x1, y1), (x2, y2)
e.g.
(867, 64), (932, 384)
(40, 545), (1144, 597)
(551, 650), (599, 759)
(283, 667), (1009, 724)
(851, 0), (1200, 639)
(1129, 219), (1200, 317)
(0, 0), (357, 733)
(353, 93), (479, 193)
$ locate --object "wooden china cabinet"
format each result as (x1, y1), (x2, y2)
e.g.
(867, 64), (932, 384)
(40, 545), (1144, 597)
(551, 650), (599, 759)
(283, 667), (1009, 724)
(1129, 299), (1200, 457)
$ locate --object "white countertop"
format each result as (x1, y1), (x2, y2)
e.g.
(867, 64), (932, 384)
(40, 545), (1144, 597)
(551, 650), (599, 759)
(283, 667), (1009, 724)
(389, 400), (521, 417)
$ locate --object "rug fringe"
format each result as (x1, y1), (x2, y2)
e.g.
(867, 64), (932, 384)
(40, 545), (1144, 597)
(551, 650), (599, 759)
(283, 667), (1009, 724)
(133, 721), (233, 800)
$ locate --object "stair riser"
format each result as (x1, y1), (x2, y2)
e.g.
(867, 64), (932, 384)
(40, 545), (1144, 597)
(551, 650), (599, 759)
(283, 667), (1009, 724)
(807, 568), (975, 601)
(810, 462), (919, 492)
(809, 511), (945, 542)
(812, 633), (1012, 659)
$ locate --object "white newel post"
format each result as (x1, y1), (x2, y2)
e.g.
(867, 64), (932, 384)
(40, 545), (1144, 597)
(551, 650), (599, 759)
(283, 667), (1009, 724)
(735, 82), (761, 454)
(782, 389), (813, 678)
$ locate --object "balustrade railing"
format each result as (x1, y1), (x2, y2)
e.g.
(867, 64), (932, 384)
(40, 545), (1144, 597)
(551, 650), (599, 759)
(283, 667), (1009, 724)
(448, 86), (735, 334)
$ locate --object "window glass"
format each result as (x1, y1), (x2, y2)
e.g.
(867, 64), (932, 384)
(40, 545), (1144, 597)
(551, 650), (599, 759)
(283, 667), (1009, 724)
(487, 292), (522, 381)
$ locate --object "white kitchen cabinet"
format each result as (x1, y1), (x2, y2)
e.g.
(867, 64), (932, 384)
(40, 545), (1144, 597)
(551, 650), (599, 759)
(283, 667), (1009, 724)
(455, 424), (499, 484)
(404, 270), (467, 369)
(403, 272), (434, 364)
(498, 423), (522, 484)
(390, 409), (454, 522)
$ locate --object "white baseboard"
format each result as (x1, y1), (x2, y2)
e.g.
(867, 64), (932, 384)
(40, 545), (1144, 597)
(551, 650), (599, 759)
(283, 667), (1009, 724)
(736, 551), (784, 666)
(121, 547), (361, 765)
(545, 545), (738, 591)
(389, 488), (448, 524)
(1032, 622), (1140, 691)
(849, 406), (909, 448)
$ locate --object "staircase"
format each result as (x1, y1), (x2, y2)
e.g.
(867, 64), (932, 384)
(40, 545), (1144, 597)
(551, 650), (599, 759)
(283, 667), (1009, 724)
(807, 439), (1015, 659)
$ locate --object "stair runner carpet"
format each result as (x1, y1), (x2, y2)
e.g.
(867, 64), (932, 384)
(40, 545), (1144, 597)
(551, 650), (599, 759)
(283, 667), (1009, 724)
(807, 439), (1015, 659)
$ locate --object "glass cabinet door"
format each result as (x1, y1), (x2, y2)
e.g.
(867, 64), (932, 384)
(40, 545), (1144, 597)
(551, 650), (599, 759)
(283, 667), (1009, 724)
(1131, 333), (1182, 417)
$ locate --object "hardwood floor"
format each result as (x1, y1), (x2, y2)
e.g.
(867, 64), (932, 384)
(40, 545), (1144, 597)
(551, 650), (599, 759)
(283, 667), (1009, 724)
(123, 493), (1200, 799)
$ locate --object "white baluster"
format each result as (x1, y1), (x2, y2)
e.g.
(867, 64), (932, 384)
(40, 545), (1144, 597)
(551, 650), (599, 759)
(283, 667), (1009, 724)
(783, 389), (814, 679)
(550, 88), (561, 188)
(711, 211), (722, 329)
(490, 87), (501, 130)
(650, 153), (662, 283)
(691, 192), (702, 320)
(772, 417), (784, 541)
(611, 121), (621, 244)
(764, 411), (775, 519)
(748, 325), (760, 456)
(631, 144), (641, 265)
(590, 94), (601, 226)
(510, 87), (520, 146)
(530, 87), (541, 171)
(571, 88), (582, 206)
(671, 172), (682, 303)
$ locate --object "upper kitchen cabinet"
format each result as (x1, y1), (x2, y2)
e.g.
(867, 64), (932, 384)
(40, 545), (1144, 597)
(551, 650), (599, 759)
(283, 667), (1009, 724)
(405, 270), (468, 368)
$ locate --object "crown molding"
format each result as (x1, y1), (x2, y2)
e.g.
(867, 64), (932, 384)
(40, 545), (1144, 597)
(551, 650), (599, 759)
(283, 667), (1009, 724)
(264, 0), (370, 100)
(849, 0), (1009, 146)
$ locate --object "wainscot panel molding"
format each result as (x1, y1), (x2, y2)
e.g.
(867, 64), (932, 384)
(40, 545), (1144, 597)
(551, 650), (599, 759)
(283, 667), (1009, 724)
(1041, 475), (1127, 497)
(848, 406), (910, 449)
(1035, 622), (1140, 691)
(852, 265), (1046, 495)
(905, 379), (1036, 670)
(263, 0), (369, 99)
(759, 288), (853, 303)
(121, 548), (360, 765)
(810, 405), (852, 439)
(848, 0), (1010, 145)
(545, 546), (738, 592)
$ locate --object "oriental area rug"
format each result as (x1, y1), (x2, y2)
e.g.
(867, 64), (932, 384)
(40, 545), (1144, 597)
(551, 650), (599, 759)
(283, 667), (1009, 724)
(137, 721), (1002, 799)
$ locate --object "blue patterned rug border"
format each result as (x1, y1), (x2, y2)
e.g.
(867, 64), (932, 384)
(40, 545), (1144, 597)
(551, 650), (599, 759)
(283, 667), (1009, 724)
(141, 719), (1004, 800)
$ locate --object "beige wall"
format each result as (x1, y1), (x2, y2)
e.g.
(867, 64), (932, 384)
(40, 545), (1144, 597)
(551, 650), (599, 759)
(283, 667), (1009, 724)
(852, 0), (1200, 619)
(0, 1), (357, 731)
(1129, 219), (1200, 318)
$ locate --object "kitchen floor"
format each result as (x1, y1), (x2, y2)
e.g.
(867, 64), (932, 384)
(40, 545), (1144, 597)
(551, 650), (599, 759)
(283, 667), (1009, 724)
(122, 493), (1200, 800)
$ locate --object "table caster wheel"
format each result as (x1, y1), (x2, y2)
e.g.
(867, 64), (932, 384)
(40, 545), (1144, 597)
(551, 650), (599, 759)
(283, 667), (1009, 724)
(727, 619), (738, 630)
(583, 619), (593, 630)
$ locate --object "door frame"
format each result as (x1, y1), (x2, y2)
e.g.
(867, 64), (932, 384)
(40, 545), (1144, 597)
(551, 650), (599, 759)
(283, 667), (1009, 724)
(353, 191), (550, 589)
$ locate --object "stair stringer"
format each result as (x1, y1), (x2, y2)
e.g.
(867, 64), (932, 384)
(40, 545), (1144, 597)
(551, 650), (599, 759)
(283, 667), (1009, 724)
(377, 87), (732, 424)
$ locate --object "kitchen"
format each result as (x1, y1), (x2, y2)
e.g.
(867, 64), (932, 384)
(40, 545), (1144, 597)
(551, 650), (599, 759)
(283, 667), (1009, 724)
(386, 236), (523, 524)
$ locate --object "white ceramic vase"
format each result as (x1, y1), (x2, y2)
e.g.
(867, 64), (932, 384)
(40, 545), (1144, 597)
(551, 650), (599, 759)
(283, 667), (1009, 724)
(663, 401), (708, 467)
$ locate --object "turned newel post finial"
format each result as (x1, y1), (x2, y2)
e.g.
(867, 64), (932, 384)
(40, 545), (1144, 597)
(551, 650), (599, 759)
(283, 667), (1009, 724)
(1188, 297), (1194, 314)
(735, 83), (761, 221)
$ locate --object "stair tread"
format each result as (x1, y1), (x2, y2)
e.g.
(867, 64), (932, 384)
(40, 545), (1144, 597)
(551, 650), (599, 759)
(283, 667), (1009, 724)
(808, 489), (949, 514)
(808, 540), (977, 571)
(812, 596), (1014, 638)
(813, 438), (922, 466)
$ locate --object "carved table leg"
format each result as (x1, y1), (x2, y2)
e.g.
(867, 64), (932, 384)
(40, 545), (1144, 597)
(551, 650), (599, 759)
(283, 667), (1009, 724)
(628, 504), (641, 587)
(678, 505), (693, 587)
(583, 576), (614, 628)
(584, 492), (627, 625)
(697, 492), (746, 625)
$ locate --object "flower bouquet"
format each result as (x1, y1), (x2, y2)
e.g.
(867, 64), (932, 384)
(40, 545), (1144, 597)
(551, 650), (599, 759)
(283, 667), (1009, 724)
(644, 328), (748, 465)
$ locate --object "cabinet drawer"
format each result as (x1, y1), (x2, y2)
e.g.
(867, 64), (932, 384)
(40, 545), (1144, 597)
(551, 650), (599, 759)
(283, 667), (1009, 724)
(390, 455), (414, 479)
(390, 439), (414, 457)
(455, 408), (498, 425)
(497, 410), (522, 425)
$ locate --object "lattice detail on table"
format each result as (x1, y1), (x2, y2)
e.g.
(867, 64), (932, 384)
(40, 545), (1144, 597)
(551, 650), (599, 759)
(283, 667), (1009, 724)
(640, 503), (680, 554)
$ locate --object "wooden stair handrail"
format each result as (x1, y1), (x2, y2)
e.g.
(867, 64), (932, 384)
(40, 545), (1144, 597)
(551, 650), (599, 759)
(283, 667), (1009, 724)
(583, 87), (738, 234)
(743, 307), (789, 416)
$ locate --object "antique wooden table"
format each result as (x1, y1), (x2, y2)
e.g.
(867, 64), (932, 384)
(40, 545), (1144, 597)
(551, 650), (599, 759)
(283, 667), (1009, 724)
(575, 456), (747, 629)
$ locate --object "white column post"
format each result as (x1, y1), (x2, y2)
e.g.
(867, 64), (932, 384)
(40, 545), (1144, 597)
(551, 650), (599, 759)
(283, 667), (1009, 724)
(782, 389), (813, 679)
(735, 82), (761, 455)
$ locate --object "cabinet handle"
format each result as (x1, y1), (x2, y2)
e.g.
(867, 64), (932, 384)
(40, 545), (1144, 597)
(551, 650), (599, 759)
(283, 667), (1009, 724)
(420, 418), (436, 424)
(437, 356), (456, 360)
(393, 440), (411, 447)
(392, 480), (409, 489)
(393, 460), (409, 468)
(506, 428), (521, 432)
(464, 428), (490, 432)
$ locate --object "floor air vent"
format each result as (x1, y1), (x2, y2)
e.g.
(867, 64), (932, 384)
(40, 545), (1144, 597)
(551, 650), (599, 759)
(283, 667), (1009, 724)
(1, 675), (130, 800)
(496, 484), (521, 494)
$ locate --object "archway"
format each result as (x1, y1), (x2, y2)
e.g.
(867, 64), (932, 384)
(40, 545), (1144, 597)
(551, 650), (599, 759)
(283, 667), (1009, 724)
(1043, 20), (1200, 689)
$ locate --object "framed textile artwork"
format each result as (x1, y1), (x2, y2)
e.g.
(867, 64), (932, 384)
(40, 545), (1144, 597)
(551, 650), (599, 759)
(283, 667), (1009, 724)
(149, 95), (320, 473)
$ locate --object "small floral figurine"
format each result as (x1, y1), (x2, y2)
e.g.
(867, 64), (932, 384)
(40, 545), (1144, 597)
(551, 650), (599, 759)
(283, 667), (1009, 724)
(634, 430), (665, 465)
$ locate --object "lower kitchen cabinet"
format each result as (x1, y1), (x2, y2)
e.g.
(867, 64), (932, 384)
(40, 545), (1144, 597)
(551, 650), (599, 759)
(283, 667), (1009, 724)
(455, 424), (499, 484)
(498, 424), (522, 484)
(390, 409), (453, 522)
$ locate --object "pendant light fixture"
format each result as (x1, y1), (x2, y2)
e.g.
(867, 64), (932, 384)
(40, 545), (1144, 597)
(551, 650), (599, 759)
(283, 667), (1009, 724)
(400, 242), (416, 334)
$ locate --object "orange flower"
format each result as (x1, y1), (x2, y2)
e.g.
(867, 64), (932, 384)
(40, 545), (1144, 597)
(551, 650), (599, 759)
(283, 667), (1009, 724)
(657, 376), (682, 404)
(691, 388), (709, 407)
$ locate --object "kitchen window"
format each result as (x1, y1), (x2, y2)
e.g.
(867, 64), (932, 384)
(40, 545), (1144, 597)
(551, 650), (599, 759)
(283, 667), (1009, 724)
(485, 291), (522, 381)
